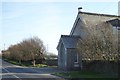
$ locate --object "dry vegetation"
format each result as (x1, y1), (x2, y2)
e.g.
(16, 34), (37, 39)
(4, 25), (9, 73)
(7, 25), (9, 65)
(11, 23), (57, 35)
(77, 21), (119, 61)
(2, 36), (46, 66)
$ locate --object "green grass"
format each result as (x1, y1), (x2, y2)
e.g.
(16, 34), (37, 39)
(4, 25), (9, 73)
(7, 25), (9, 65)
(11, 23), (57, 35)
(3, 58), (47, 68)
(54, 71), (118, 80)
(3, 58), (20, 65)
(35, 64), (47, 68)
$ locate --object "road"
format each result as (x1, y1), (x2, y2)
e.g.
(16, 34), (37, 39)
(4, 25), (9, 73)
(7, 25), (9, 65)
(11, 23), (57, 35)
(1, 59), (65, 80)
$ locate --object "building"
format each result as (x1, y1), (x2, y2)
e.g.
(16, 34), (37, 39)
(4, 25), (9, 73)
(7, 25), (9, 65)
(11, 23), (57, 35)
(57, 7), (120, 70)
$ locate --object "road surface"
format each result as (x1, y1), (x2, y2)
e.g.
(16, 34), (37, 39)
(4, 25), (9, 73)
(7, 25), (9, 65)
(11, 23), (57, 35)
(1, 59), (64, 80)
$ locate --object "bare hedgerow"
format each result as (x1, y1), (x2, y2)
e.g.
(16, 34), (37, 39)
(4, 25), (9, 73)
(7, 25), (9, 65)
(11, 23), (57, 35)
(77, 21), (119, 61)
(2, 36), (46, 66)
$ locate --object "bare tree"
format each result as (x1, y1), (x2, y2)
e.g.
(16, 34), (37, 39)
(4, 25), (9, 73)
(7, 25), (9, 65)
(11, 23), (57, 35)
(77, 21), (119, 61)
(7, 44), (23, 64)
(3, 36), (46, 66)
(2, 50), (10, 59)
(20, 36), (46, 66)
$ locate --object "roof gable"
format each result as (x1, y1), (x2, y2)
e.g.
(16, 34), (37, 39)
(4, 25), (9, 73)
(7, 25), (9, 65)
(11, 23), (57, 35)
(57, 35), (80, 49)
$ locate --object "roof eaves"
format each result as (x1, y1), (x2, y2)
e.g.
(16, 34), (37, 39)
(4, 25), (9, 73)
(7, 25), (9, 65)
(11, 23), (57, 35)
(61, 35), (80, 38)
(79, 11), (119, 17)
(67, 47), (76, 49)
(106, 18), (120, 26)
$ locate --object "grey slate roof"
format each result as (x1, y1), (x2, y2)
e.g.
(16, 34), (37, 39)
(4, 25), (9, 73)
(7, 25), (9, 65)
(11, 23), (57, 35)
(106, 19), (120, 27)
(58, 35), (80, 49)
(79, 11), (119, 17)
(70, 11), (119, 35)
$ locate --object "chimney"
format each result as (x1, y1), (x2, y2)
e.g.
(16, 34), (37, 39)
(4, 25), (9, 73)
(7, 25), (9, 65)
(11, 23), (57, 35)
(78, 7), (82, 12)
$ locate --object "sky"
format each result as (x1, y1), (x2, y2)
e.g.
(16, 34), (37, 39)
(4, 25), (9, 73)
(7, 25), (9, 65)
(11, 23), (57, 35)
(1, 1), (119, 54)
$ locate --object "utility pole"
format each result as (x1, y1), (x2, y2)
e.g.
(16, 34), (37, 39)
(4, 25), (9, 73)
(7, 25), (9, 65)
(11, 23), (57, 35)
(47, 44), (48, 51)
(4, 43), (5, 50)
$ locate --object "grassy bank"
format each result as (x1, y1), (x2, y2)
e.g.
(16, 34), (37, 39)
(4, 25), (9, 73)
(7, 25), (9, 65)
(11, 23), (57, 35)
(54, 71), (118, 80)
(3, 58), (47, 68)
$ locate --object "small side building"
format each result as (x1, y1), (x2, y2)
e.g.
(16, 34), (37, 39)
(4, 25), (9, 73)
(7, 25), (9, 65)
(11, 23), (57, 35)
(57, 35), (82, 70)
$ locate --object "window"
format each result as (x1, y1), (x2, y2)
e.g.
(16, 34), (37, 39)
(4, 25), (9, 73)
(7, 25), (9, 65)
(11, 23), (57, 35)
(74, 53), (78, 63)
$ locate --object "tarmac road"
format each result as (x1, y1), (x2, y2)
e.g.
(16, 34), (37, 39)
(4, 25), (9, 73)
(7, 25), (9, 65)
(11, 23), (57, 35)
(1, 59), (64, 80)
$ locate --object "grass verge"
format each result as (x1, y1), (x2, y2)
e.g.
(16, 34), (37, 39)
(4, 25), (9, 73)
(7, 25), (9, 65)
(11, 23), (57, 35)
(35, 64), (47, 67)
(3, 58), (47, 68)
(54, 71), (118, 80)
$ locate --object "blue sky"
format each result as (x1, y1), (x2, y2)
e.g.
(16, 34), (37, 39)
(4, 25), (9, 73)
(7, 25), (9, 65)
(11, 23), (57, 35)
(1, 2), (118, 54)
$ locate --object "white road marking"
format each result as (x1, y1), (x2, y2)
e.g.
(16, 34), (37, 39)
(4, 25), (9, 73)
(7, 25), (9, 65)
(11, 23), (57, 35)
(2, 68), (22, 80)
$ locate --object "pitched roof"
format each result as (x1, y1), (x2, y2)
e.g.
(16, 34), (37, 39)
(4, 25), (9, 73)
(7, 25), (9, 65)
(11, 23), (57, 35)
(70, 11), (119, 35)
(57, 35), (80, 49)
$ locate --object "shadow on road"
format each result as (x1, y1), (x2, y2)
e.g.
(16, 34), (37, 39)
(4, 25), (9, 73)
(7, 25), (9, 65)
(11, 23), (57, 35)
(1, 78), (64, 80)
